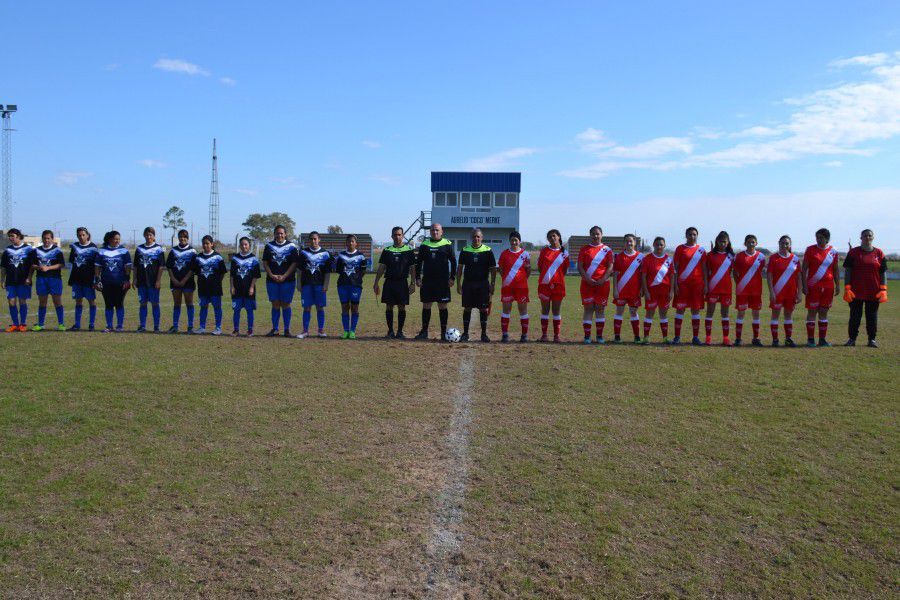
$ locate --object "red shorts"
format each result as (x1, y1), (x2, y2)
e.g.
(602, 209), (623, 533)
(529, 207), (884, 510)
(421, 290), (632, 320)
(580, 280), (610, 306)
(500, 286), (529, 304)
(805, 282), (835, 309)
(735, 294), (762, 311)
(706, 292), (732, 306)
(769, 295), (797, 311)
(538, 283), (566, 302)
(614, 296), (641, 308)
(674, 283), (704, 310)
(645, 285), (671, 310)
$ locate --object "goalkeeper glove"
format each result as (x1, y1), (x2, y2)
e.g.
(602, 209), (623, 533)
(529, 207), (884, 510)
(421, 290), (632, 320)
(843, 285), (855, 303)
(875, 284), (888, 303)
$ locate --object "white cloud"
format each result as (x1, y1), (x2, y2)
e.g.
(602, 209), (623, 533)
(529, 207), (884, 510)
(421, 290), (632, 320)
(830, 52), (890, 68)
(732, 125), (782, 138)
(220, 77), (236, 86)
(575, 128), (615, 152)
(136, 159), (166, 168)
(55, 171), (93, 186)
(824, 160), (843, 168)
(464, 147), (538, 171)
(104, 63), (120, 71)
(153, 58), (210, 77)
(605, 136), (694, 159)
(233, 188), (258, 196)
(362, 140), (382, 148)
(369, 175), (401, 186)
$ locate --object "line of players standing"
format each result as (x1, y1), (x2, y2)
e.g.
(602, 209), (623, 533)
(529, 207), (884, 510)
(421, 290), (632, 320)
(1, 222), (888, 346)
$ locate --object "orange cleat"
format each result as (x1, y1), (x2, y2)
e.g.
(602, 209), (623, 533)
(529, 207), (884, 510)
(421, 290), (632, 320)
(722, 336), (733, 346)
(705, 335), (712, 345)
(18, 325), (28, 332)
(5, 325), (17, 333)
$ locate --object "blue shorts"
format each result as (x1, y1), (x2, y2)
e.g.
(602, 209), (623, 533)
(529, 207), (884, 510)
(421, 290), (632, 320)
(301, 284), (327, 308)
(6, 284), (31, 300)
(337, 285), (363, 305)
(71, 284), (96, 301)
(266, 280), (295, 303)
(35, 277), (63, 297)
(199, 295), (222, 306)
(137, 286), (161, 304)
(232, 297), (256, 311)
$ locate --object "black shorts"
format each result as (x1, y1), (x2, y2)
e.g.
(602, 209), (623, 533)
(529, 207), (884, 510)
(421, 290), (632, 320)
(101, 283), (129, 308)
(170, 276), (196, 291)
(420, 280), (451, 304)
(382, 279), (410, 306)
(462, 281), (492, 309)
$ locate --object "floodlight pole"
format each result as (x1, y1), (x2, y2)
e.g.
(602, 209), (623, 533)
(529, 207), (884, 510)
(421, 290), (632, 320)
(1, 104), (15, 231)
(209, 138), (219, 242)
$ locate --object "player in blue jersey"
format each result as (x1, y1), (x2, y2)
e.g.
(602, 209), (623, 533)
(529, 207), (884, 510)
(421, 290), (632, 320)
(296, 231), (333, 338)
(94, 231), (132, 332)
(334, 234), (367, 339)
(231, 236), (261, 336)
(32, 229), (66, 331)
(68, 227), (98, 331)
(166, 229), (198, 333)
(1, 228), (35, 332)
(194, 235), (227, 335)
(262, 225), (299, 337)
(133, 226), (165, 332)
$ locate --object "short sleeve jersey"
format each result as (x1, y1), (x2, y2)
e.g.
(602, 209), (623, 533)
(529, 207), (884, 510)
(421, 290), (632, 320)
(458, 245), (496, 286)
(34, 244), (65, 279)
(844, 246), (886, 301)
(335, 250), (367, 287)
(97, 245), (132, 285)
(415, 238), (457, 283)
(166, 245), (198, 286)
(641, 253), (673, 289)
(804, 244), (839, 286)
(498, 248), (530, 289)
(674, 244), (706, 286)
(733, 250), (766, 296)
(768, 252), (800, 299)
(134, 243), (165, 287)
(230, 252), (261, 298)
(578, 244), (613, 281)
(538, 246), (569, 286)
(706, 251), (734, 295)
(262, 241), (299, 282)
(298, 247), (333, 286)
(68, 242), (98, 286)
(1, 244), (35, 285)
(613, 251), (643, 298)
(194, 251), (227, 297)
(379, 245), (415, 280)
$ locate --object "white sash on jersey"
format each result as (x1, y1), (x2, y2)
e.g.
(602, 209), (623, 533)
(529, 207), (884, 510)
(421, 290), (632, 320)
(616, 254), (643, 294)
(707, 254), (733, 290)
(772, 255), (799, 295)
(736, 252), (764, 294)
(502, 251), (528, 287)
(651, 256), (671, 287)
(678, 246), (704, 281)
(541, 250), (567, 284)
(584, 246), (611, 279)
(807, 247), (835, 285)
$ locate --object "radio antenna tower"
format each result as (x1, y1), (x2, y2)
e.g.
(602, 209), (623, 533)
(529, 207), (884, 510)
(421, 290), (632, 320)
(208, 138), (220, 242)
(1, 104), (16, 231)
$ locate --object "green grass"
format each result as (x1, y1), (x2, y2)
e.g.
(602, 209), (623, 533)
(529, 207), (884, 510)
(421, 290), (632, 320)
(1, 277), (897, 597)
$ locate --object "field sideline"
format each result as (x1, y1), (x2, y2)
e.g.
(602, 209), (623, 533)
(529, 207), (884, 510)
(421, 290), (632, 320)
(1, 277), (897, 598)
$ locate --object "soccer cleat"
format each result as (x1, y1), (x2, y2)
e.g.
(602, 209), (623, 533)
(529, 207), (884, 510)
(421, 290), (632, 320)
(57, 324), (66, 331)
(385, 330), (395, 339)
(115, 327), (125, 333)
(596, 337), (606, 345)
(31, 325), (43, 332)
(844, 338), (856, 347)
(348, 331), (357, 340)
(193, 327), (206, 335)
(671, 336), (681, 345)
(295, 331), (308, 339)
(167, 326), (179, 334)
(704, 335), (712, 345)
(734, 338), (742, 346)
(394, 331), (406, 340)
(186, 327), (194, 334)
(460, 333), (469, 342)
(636, 338), (648, 345)
(520, 333), (528, 343)
(481, 333), (490, 343)
(5, 325), (18, 333)
(283, 329), (292, 338)
(663, 337), (671, 345)
(751, 338), (763, 347)
(103, 327), (112, 333)
(552, 336), (562, 343)
(867, 339), (878, 348)
(772, 339), (780, 347)
(817, 339), (831, 347)
(212, 327), (222, 336)
(612, 336), (622, 344)
(692, 336), (703, 346)
(342, 331), (350, 339)
(265, 329), (279, 337)
(501, 333), (509, 343)
(722, 337), (732, 347)
(317, 331), (327, 338)
(246, 328), (254, 336)
(806, 338), (816, 348)
(539, 334), (549, 343)
(583, 336), (592, 344)
(136, 326), (146, 333)
(153, 328), (161, 334)
(88, 325), (95, 331)
(633, 337), (642, 344)
(231, 329), (239, 337)
(784, 338), (796, 348)
(414, 330), (429, 340)
(67, 325), (81, 331)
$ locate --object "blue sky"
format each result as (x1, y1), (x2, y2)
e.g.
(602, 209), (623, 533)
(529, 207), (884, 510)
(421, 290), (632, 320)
(6, 1), (900, 250)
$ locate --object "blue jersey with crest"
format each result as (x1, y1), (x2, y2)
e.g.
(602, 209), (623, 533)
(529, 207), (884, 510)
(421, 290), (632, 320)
(34, 244), (65, 279)
(1, 244), (35, 285)
(298, 247), (333, 286)
(194, 251), (227, 297)
(262, 240), (299, 282)
(166, 244), (197, 288)
(68, 242), (98, 286)
(134, 243), (165, 287)
(96, 245), (132, 285)
(230, 252), (261, 298)
(334, 250), (367, 287)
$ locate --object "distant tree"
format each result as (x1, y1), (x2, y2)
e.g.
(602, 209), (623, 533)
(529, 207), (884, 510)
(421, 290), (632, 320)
(162, 206), (187, 239)
(521, 241), (536, 251)
(327, 225), (344, 234)
(242, 212), (296, 241)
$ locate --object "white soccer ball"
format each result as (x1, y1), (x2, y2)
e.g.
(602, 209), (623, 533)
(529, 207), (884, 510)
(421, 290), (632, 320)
(445, 328), (462, 342)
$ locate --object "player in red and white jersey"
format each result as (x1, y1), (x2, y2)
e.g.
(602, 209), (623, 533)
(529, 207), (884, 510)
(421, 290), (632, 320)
(801, 227), (841, 347)
(671, 227), (707, 345)
(577, 226), (614, 344)
(732, 234), (766, 346)
(766, 235), (802, 347)
(611, 234), (643, 343)
(640, 236), (673, 343)
(497, 230), (531, 343)
(703, 231), (735, 346)
(537, 229), (569, 342)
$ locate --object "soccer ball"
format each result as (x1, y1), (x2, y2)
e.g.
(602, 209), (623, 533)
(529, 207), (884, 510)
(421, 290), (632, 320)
(445, 328), (462, 342)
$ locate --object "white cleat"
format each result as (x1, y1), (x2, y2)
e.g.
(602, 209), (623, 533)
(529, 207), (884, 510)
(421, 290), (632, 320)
(212, 327), (222, 336)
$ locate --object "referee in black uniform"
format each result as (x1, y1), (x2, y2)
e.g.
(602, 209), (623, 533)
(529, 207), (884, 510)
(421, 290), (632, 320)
(373, 226), (416, 338)
(415, 223), (456, 341)
(457, 227), (497, 342)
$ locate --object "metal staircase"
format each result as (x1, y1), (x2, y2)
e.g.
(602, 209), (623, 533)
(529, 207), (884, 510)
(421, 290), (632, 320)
(403, 210), (431, 245)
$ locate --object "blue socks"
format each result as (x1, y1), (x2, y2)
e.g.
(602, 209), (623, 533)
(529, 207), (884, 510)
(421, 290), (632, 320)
(247, 308), (254, 330)
(105, 308), (114, 329)
(173, 306), (181, 328)
(89, 305), (97, 328)
(282, 307), (292, 331)
(186, 305), (195, 329)
(342, 313), (350, 332)
(199, 304), (208, 329)
(55, 305), (64, 325)
(213, 297), (222, 328)
(151, 304), (160, 329)
(115, 307), (124, 329)
(233, 309), (241, 331)
(38, 306), (47, 327)
(74, 304), (83, 328)
(9, 304), (19, 326)
(302, 309), (311, 332)
(271, 307), (281, 330)
(316, 308), (325, 331)
(351, 312), (359, 332)
(139, 304), (148, 328)
(19, 304), (27, 325)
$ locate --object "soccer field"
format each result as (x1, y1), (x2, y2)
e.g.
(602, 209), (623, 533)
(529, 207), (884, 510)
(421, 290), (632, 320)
(1, 277), (897, 598)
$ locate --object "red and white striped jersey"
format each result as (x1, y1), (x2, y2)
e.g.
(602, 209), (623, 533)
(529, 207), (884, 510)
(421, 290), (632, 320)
(733, 250), (765, 296)
(706, 251), (734, 295)
(674, 244), (706, 286)
(538, 246), (569, 286)
(613, 251), (643, 297)
(498, 248), (530, 289)
(642, 252), (672, 288)
(804, 244), (838, 286)
(578, 243), (613, 282)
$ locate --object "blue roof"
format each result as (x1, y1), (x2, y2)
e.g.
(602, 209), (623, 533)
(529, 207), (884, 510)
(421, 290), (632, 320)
(431, 172), (521, 193)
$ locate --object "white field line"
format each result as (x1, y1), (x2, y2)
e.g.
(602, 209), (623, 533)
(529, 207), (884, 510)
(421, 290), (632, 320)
(425, 348), (475, 599)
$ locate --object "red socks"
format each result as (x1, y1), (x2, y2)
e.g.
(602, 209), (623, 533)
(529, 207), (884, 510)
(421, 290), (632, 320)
(771, 321), (779, 341)
(722, 318), (730, 338)
(705, 317), (713, 337)
(596, 318), (605, 339)
(784, 319), (793, 339)
(674, 315), (683, 338)
(541, 315), (549, 336)
(660, 319), (669, 337)
(692, 316), (700, 337)
(630, 317), (640, 337)
(806, 321), (815, 339)
(735, 319), (743, 341)
(613, 315), (623, 337)
(553, 316), (561, 338)
(583, 320), (592, 338)
(501, 313), (510, 334)
(643, 318), (652, 338)
(818, 319), (828, 340)
(752, 320), (760, 339)
(521, 315), (529, 335)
